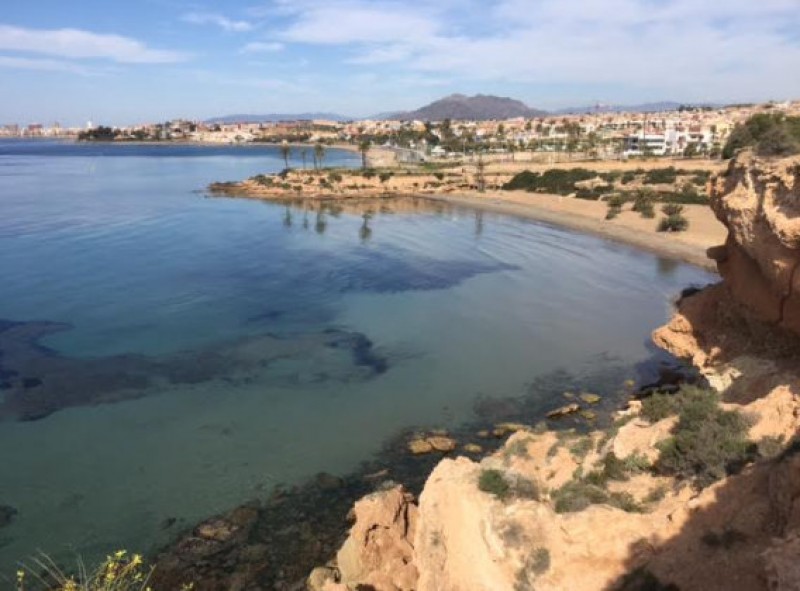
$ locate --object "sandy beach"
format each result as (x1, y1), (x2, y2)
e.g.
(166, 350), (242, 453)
(427, 190), (725, 271)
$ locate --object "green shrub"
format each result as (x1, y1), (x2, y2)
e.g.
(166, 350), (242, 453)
(379, 172), (393, 183)
(655, 388), (752, 487)
(529, 547), (551, 575)
(510, 476), (541, 501)
(623, 453), (652, 474)
(478, 469), (510, 499)
(503, 438), (531, 460)
(657, 214), (689, 232)
(643, 167), (678, 185)
(502, 168), (596, 195)
(661, 203), (684, 216)
(632, 190), (656, 218)
(620, 171), (637, 185)
(641, 392), (680, 422)
(569, 437), (594, 460)
(515, 547), (551, 589)
(600, 171), (622, 183)
(433, 172), (445, 181)
(723, 113), (800, 158)
(553, 479), (608, 513)
(252, 174), (274, 186)
(608, 491), (645, 513)
(644, 484), (668, 504)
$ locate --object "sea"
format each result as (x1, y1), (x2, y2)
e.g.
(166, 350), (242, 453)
(0, 139), (714, 579)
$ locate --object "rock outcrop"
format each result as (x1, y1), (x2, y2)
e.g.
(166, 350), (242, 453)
(312, 151), (800, 591)
(707, 151), (800, 335)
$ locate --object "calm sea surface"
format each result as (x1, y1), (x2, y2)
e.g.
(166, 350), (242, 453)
(0, 140), (714, 575)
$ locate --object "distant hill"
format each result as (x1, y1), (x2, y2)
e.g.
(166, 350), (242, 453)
(386, 94), (548, 121)
(205, 113), (351, 124)
(554, 101), (721, 114)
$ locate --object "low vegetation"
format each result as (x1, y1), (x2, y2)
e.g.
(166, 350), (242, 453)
(478, 468), (541, 502)
(642, 387), (753, 487)
(657, 203), (689, 232)
(552, 452), (651, 514)
(723, 113), (800, 158)
(15, 550), (169, 591)
(478, 469), (511, 499)
(502, 168), (596, 194)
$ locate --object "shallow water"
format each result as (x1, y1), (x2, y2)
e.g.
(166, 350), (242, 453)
(0, 140), (714, 576)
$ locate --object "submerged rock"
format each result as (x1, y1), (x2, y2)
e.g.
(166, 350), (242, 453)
(0, 505), (17, 528)
(546, 403), (580, 419)
(579, 393), (602, 404)
(408, 435), (457, 455)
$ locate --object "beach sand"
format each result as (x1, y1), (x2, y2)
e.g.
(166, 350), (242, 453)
(427, 190), (726, 271)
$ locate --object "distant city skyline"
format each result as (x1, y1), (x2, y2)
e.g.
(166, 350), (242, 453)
(1, 0), (799, 126)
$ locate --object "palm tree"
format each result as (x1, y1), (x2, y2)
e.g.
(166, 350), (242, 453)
(301, 148), (308, 169)
(314, 143), (326, 171)
(507, 142), (516, 162)
(279, 142), (291, 169)
(358, 139), (371, 169)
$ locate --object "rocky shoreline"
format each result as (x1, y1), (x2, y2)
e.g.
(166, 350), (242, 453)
(147, 354), (699, 590)
(291, 150), (800, 591)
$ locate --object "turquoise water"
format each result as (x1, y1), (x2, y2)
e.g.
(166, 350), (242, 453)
(0, 140), (714, 576)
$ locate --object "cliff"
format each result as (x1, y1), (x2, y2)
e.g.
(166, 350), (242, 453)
(309, 151), (800, 591)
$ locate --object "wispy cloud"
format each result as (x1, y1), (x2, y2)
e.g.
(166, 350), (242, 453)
(0, 24), (189, 63)
(182, 12), (254, 33)
(240, 41), (285, 53)
(264, 0), (800, 101)
(0, 55), (99, 75)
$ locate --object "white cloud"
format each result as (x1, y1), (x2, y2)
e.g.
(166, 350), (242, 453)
(182, 12), (254, 33)
(0, 24), (189, 63)
(274, 1), (441, 44)
(240, 41), (285, 53)
(0, 55), (97, 75)
(265, 0), (800, 101)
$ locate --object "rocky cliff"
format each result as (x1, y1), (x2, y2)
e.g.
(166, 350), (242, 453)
(310, 151), (800, 591)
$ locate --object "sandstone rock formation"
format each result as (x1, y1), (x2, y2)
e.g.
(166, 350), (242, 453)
(708, 151), (800, 335)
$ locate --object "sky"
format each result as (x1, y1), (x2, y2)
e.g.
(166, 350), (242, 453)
(1, 0), (800, 126)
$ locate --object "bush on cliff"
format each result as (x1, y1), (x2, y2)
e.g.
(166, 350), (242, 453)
(722, 113), (800, 159)
(652, 387), (753, 487)
(478, 469), (510, 499)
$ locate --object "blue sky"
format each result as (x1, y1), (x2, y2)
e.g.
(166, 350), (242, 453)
(1, 0), (799, 125)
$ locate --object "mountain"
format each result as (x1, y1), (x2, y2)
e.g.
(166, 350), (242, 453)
(554, 101), (721, 114)
(386, 94), (548, 121)
(205, 113), (351, 124)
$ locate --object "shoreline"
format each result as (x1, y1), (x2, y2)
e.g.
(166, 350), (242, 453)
(209, 182), (725, 272)
(423, 192), (723, 272)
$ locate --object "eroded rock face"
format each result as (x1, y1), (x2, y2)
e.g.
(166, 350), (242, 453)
(709, 151), (800, 335)
(336, 486), (418, 591)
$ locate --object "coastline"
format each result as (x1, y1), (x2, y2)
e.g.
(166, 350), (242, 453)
(424, 191), (724, 272)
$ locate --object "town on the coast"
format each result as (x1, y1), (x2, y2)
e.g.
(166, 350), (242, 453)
(4, 97), (800, 161)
